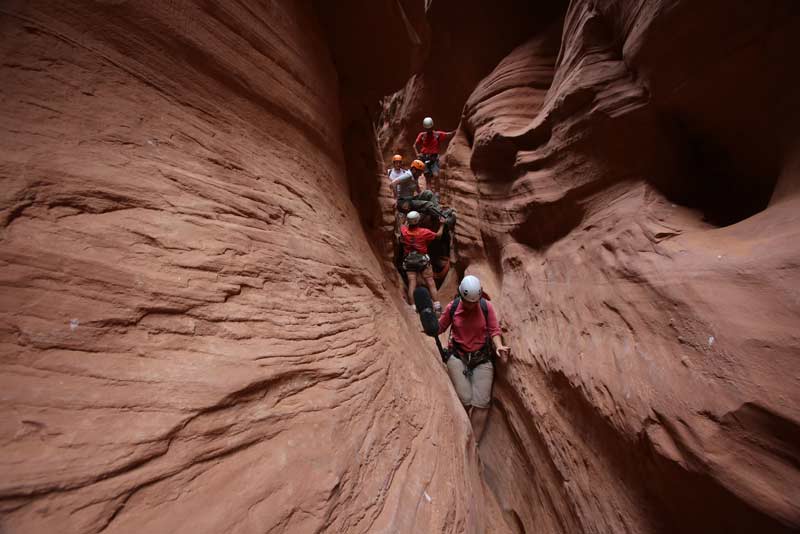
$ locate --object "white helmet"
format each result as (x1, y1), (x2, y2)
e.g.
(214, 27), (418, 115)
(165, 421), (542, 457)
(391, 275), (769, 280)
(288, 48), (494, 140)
(459, 275), (482, 302)
(422, 117), (434, 129)
(406, 211), (421, 225)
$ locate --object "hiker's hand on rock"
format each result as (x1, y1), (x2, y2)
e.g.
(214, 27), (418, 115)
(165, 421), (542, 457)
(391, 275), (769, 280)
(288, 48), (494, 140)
(496, 345), (511, 358)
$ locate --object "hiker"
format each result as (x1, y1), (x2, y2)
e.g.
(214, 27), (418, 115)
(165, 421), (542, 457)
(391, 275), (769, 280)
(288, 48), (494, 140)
(387, 154), (406, 198)
(391, 159), (426, 213)
(405, 190), (456, 229)
(414, 117), (455, 193)
(438, 275), (511, 442)
(401, 210), (445, 314)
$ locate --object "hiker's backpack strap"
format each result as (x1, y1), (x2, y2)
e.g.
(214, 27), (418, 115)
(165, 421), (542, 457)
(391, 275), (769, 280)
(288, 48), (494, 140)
(448, 297), (489, 325)
(449, 296), (488, 321)
(449, 296), (460, 322)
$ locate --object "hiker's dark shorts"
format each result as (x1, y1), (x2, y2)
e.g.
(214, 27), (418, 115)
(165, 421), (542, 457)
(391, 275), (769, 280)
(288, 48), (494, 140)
(425, 158), (440, 176)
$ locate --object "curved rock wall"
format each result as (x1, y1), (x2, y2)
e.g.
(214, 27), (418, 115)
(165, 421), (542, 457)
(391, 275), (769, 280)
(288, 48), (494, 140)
(377, 0), (567, 170)
(3, 0), (799, 532)
(401, 0), (800, 532)
(0, 2), (509, 532)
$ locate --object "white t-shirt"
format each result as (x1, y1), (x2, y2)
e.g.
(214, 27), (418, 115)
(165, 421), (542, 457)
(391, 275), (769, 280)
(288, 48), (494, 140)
(388, 168), (416, 197)
(388, 168), (406, 180)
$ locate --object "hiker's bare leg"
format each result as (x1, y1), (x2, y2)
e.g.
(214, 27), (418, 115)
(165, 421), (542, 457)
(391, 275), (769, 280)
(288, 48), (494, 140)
(423, 266), (438, 302)
(431, 173), (439, 194)
(407, 271), (418, 304)
(471, 407), (489, 443)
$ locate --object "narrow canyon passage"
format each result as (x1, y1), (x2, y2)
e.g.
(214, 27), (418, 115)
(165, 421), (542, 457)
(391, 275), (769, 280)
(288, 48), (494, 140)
(376, 1), (800, 532)
(1, 1), (799, 534)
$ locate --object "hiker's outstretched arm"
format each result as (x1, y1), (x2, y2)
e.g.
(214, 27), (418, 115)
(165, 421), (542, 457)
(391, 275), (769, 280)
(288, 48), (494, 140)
(493, 335), (511, 357)
(390, 173), (412, 185)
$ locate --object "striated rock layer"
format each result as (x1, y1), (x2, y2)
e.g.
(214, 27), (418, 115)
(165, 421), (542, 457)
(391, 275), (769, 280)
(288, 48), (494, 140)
(384, 0), (800, 532)
(0, 2), (510, 533)
(4, 0), (800, 532)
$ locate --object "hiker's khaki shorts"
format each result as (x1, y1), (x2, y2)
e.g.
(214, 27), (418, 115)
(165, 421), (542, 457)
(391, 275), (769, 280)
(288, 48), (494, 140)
(446, 356), (493, 408)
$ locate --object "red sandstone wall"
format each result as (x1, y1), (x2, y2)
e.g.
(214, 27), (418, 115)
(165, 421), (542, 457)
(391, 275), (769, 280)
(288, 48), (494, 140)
(0, 2), (509, 532)
(401, 1), (800, 532)
(2, 0), (799, 533)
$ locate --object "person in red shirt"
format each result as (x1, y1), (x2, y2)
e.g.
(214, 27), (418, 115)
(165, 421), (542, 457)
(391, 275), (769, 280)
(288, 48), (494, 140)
(414, 117), (455, 194)
(401, 210), (445, 313)
(438, 275), (511, 442)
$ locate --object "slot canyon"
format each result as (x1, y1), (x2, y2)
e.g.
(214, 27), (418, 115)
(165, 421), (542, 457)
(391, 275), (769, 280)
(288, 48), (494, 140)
(1, 1), (798, 533)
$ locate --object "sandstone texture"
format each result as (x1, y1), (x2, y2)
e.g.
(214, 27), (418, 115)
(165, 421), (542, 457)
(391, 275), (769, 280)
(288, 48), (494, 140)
(377, 0), (566, 183)
(380, 0), (800, 532)
(0, 2), (509, 533)
(2, 0), (800, 533)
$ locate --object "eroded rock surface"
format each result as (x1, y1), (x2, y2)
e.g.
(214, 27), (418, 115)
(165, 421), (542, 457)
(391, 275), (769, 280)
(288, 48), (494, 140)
(0, 2), (509, 532)
(377, 0), (567, 172)
(385, 0), (800, 532)
(3, 0), (800, 532)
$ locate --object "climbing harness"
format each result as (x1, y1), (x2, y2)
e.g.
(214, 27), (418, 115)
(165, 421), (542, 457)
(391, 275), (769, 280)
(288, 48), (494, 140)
(403, 251), (430, 272)
(419, 152), (439, 166)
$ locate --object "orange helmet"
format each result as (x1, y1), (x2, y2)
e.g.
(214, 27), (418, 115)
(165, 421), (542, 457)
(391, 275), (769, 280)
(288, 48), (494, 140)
(411, 159), (426, 171)
(392, 154), (402, 162)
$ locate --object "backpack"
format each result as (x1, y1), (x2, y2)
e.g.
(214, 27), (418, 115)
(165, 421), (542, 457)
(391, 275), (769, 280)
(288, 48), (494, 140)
(447, 297), (495, 373)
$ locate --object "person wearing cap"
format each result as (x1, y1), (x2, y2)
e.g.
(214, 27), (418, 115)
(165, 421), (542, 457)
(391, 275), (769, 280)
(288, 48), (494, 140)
(401, 210), (445, 313)
(414, 117), (455, 193)
(438, 275), (511, 442)
(387, 154), (406, 199)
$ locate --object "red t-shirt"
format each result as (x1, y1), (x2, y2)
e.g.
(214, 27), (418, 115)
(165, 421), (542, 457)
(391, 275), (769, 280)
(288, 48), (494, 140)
(415, 130), (448, 155)
(401, 226), (437, 254)
(438, 299), (502, 352)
